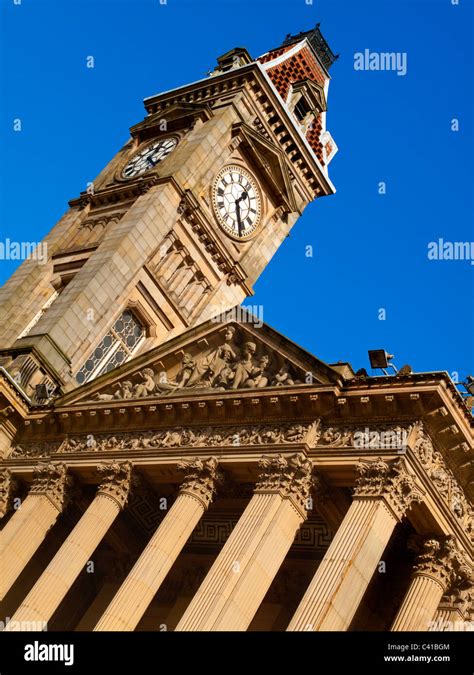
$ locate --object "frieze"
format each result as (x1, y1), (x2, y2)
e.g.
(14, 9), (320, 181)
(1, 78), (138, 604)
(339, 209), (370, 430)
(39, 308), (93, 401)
(55, 421), (320, 454)
(88, 326), (305, 401)
(319, 424), (412, 450)
(8, 422), (320, 458)
(10, 441), (60, 458)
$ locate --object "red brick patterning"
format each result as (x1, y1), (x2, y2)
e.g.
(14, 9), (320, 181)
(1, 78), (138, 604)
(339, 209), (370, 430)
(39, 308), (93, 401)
(259, 44), (327, 162)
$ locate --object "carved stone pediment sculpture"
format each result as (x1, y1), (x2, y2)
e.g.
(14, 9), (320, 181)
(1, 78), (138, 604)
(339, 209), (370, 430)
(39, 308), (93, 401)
(62, 319), (337, 406)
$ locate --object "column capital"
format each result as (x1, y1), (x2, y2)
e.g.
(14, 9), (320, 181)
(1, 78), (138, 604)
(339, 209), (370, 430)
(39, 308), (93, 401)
(96, 461), (133, 509)
(409, 535), (472, 593)
(354, 456), (424, 520)
(0, 468), (17, 517)
(440, 581), (474, 621)
(177, 456), (222, 509)
(255, 452), (313, 517)
(30, 462), (74, 512)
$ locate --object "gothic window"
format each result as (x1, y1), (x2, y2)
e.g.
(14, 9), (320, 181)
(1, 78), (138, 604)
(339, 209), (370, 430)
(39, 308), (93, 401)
(75, 310), (145, 385)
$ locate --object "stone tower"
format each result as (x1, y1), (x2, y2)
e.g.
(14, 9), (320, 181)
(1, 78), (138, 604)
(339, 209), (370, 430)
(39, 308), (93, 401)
(0, 25), (338, 399)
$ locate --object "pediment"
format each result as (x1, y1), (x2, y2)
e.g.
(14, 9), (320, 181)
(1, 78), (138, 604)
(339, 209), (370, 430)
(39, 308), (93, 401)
(130, 103), (213, 140)
(231, 123), (297, 214)
(58, 311), (341, 407)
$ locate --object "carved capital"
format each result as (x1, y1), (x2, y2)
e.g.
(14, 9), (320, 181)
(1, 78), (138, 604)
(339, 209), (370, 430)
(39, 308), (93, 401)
(30, 462), (74, 512)
(256, 452), (314, 517)
(410, 535), (472, 593)
(441, 581), (474, 620)
(0, 468), (17, 518)
(96, 461), (133, 510)
(177, 456), (222, 509)
(354, 457), (424, 520)
(411, 423), (472, 534)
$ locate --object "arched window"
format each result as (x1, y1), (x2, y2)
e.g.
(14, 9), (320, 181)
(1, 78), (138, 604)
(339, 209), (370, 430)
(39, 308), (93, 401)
(75, 309), (145, 385)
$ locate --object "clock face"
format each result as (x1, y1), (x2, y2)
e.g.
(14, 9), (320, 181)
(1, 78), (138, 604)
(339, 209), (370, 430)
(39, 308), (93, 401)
(212, 165), (262, 240)
(122, 137), (178, 179)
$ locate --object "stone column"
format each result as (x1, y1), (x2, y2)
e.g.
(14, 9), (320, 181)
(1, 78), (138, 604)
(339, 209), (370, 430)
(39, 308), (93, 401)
(4, 461), (132, 629)
(391, 536), (471, 631)
(288, 457), (424, 632)
(94, 457), (221, 631)
(0, 463), (72, 600)
(176, 453), (314, 632)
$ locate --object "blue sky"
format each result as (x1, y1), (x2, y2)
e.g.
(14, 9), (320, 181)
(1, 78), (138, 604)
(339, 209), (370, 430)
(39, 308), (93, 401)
(0, 0), (472, 381)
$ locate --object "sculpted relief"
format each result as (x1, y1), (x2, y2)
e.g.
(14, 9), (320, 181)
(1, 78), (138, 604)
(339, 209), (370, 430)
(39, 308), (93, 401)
(411, 422), (473, 537)
(10, 421), (321, 457)
(90, 326), (304, 402)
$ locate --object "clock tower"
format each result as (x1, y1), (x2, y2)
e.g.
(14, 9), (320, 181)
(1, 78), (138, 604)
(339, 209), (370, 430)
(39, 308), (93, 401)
(0, 25), (338, 400)
(1, 25), (471, 639)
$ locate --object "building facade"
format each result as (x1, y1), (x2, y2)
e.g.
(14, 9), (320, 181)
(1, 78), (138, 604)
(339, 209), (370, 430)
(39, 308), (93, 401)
(0, 26), (472, 632)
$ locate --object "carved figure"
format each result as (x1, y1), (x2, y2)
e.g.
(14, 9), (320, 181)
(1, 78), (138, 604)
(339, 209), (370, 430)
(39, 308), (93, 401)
(232, 341), (257, 389)
(134, 368), (157, 398)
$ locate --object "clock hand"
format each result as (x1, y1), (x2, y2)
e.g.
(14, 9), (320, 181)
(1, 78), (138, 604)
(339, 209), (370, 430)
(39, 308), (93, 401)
(236, 200), (243, 238)
(235, 191), (248, 238)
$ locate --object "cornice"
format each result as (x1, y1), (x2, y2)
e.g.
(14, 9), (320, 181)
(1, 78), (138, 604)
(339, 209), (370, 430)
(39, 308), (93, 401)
(142, 62), (333, 197)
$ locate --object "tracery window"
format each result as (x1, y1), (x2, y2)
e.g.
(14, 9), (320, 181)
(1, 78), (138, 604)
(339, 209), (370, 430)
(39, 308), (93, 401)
(75, 310), (145, 385)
